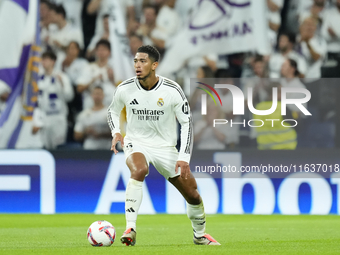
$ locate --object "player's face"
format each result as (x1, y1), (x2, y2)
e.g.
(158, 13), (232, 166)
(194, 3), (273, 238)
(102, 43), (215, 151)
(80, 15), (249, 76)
(134, 53), (158, 80)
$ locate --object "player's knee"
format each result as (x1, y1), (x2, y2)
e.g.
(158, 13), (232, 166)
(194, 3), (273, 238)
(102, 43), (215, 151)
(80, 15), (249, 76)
(131, 166), (148, 179)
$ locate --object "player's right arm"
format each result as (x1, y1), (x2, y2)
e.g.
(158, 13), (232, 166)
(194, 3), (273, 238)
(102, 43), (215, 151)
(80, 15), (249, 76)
(107, 87), (125, 154)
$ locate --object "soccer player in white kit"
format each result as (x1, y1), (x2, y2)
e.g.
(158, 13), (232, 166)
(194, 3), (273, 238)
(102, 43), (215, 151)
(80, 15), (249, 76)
(107, 45), (220, 246)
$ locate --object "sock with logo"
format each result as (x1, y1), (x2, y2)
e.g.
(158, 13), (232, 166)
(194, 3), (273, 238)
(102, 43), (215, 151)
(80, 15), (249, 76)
(187, 201), (206, 237)
(125, 178), (143, 231)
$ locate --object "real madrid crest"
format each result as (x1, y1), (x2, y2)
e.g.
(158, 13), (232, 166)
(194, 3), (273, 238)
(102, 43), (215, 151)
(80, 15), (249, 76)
(157, 98), (164, 107)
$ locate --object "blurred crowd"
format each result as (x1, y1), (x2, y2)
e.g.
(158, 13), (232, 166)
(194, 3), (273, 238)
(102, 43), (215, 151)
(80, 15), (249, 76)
(1, 0), (338, 150)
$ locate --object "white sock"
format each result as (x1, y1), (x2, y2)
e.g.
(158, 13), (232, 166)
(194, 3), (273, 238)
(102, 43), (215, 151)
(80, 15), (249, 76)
(187, 201), (206, 237)
(125, 178), (143, 230)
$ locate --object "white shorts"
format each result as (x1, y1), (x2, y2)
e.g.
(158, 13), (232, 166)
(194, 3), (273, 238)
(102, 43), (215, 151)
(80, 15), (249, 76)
(123, 138), (180, 179)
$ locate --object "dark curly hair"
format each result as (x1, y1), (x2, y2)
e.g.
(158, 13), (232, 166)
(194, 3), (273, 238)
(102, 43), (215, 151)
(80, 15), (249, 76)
(137, 45), (160, 62)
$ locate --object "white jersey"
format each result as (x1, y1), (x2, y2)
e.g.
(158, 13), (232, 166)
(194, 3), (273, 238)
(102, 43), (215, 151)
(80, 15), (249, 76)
(107, 76), (193, 163)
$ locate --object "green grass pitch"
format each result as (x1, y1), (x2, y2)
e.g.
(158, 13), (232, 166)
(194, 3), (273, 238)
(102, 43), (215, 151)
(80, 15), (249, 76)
(0, 214), (339, 255)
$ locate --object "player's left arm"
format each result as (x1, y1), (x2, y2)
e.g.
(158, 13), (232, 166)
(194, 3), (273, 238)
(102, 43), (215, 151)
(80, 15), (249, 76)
(107, 87), (125, 154)
(174, 92), (193, 180)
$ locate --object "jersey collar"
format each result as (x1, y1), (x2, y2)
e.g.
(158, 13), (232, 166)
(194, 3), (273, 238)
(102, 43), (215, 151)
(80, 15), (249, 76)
(135, 76), (163, 91)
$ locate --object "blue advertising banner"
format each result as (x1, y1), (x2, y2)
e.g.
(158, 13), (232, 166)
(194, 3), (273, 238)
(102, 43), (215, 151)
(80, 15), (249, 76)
(0, 149), (339, 214)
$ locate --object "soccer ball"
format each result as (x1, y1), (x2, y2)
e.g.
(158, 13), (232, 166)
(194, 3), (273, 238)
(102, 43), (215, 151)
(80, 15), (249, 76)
(87, 220), (116, 247)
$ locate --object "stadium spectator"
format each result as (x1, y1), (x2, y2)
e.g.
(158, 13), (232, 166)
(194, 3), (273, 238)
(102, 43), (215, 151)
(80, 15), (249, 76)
(267, 0), (284, 49)
(280, 59), (308, 115)
(299, 0), (326, 30)
(129, 34), (144, 56)
(0, 80), (11, 116)
(217, 76), (240, 148)
(32, 51), (74, 149)
(40, 1), (55, 52)
(47, 5), (84, 60)
(243, 56), (269, 105)
(55, 41), (89, 120)
(77, 39), (115, 109)
(55, 42), (89, 85)
(297, 17), (327, 79)
(190, 69), (240, 148)
(194, 100), (236, 149)
(253, 83), (297, 150)
(217, 76), (236, 117)
(86, 14), (110, 59)
(133, 0), (171, 23)
(269, 33), (307, 78)
(151, 0), (181, 51)
(87, 0), (135, 36)
(250, 55), (269, 79)
(189, 66), (215, 118)
(180, 55), (218, 96)
(40, 0), (52, 28)
(320, 0), (340, 58)
(74, 86), (111, 149)
(137, 5), (158, 46)
(138, 1), (181, 52)
(49, 0), (83, 30)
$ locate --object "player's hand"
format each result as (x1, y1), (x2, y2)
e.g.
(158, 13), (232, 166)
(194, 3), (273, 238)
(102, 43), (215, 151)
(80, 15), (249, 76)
(176, 161), (190, 180)
(111, 133), (124, 155)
